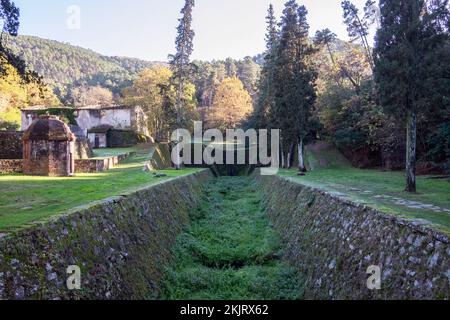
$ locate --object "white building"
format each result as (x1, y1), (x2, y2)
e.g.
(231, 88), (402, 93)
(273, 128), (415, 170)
(21, 105), (149, 148)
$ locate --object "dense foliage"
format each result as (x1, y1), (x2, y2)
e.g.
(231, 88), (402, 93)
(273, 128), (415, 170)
(0, 1), (59, 127)
(4, 35), (156, 98)
(122, 65), (198, 141)
(255, 1), (318, 170)
(374, 0), (450, 191)
(192, 57), (261, 113)
(254, 0), (449, 189)
(205, 77), (253, 131)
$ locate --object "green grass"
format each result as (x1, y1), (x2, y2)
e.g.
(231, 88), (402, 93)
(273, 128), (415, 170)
(158, 177), (304, 300)
(92, 147), (138, 159)
(0, 146), (202, 233)
(279, 167), (450, 234)
(305, 142), (350, 170)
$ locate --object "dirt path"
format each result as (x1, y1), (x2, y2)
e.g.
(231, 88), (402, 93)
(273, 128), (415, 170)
(158, 176), (303, 300)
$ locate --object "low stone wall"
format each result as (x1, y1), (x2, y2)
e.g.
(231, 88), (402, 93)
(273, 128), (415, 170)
(0, 159), (23, 173)
(75, 152), (135, 173)
(0, 131), (23, 159)
(0, 152), (134, 174)
(259, 174), (450, 300)
(74, 159), (109, 173)
(0, 170), (212, 300)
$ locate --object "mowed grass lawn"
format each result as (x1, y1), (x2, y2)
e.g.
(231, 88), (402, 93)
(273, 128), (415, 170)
(0, 146), (202, 233)
(279, 168), (450, 234)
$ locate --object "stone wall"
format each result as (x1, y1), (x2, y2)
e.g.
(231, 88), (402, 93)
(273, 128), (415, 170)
(0, 170), (211, 300)
(74, 159), (110, 173)
(0, 159), (23, 173)
(74, 152), (135, 173)
(0, 131), (23, 159)
(258, 174), (450, 300)
(23, 140), (74, 177)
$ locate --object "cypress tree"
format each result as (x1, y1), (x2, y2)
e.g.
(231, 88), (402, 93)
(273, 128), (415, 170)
(169, 0), (196, 128)
(169, 0), (196, 169)
(255, 4), (278, 129)
(273, 0), (317, 171)
(374, 0), (450, 192)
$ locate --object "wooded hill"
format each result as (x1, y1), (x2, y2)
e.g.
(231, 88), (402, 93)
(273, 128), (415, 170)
(3, 35), (159, 97)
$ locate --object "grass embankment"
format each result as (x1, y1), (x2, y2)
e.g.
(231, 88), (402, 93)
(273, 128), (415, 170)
(280, 167), (450, 234)
(0, 145), (202, 233)
(92, 147), (138, 159)
(159, 177), (303, 300)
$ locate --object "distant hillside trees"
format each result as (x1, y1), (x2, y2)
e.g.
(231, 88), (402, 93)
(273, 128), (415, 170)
(122, 65), (198, 142)
(68, 85), (114, 107)
(206, 77), (253, 131)
(5, 35), (156, 100)
(192, 57), (261, 113)
(0, 0), (59, 128)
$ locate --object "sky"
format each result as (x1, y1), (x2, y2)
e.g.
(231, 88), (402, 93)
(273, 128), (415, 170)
(13, 0), (374, 62)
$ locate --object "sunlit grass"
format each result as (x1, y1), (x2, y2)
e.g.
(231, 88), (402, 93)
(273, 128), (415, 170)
(92, 147), (139, 159)
(279, 168), (450, 234)
(0, 146), (202, 233)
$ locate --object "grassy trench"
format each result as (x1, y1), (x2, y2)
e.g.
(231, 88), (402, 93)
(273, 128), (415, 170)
(158, 176), (304, 300)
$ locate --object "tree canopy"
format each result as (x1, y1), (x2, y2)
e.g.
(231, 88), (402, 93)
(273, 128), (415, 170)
(206, 77), (253, 131)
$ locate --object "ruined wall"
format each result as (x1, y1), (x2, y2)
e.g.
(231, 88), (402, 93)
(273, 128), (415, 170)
(76, 109), (132, 137)
(259, 175), (450, 300)
(70, 125), (93, 160)
(0, 170), (211, 300)
(23, 140), (74, 177)
(74, 152), (135, 173)
(0, 160), (23, 173)
(0, 131), (23, 159)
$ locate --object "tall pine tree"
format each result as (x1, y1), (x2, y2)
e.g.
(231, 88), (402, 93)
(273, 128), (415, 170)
(341, 0), (376, 69)
(273, 0), (317, 171)
(374, 0), (450, 192)
(169, 0), (195, 128)
(169, 0), (196, 169)
(255, 4), (278, 129)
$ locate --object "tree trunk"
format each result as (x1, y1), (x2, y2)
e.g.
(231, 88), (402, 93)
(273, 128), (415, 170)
(298, 138), (307, 172)
(405, 110), (417, 192)
(175, 80), (183, 170)
(289, 143), (296, 169)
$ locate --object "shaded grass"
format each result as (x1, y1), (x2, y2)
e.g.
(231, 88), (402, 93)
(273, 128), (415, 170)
(0, 146), (202, 232)
(158, 177), (304, 300)
(279, 168), (450, 234)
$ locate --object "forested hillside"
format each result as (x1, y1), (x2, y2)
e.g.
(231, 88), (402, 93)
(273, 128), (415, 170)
(4, 35), (158, 97)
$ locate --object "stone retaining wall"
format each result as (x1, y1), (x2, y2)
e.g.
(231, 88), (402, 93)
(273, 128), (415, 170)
(0, 170), (212, 300)
(0, 152), (134, 174)
(259, 174), (450, 300)
(0, 159), (23, 173)
(74, 152), (135, 173)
